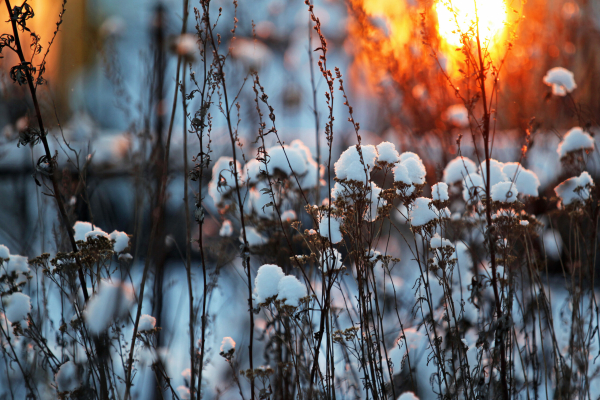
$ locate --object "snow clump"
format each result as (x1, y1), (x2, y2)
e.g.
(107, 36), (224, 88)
(554, 171), (595, 207)
(83, 280), (135, 335)
(0, 246), (30, 286)
(73, 222), (129, 252)
(462, 173), (485, 202)
(557, 127), (595, 159)
(443, 104), (469, 128)
(502, 162), (541, 197)
(109, 230), (129, 253)
(281, 209), (297, 222)
(208, 157), (243, 206)
(3, 292), (31, 325)
(491, 182), (518, 203)
(443, 157), (477, 184)
(55, 361), (80, 392)
(254, 264), (285, 304)
(138, 314), (156, 332)
(479, 159), (508, 187)
(431, 182), (449, 201)
(543, 67), (577, 96)
(219, 220), (233, 237)
(376, 141), (400, 163)
(397, 392), (420, 400)
(409, 197), (449, 227)
(277, 275), (307, 307)
(220, 337), (236, 354)
(319, 214), (343, 244)
(334, 144), (378, 184)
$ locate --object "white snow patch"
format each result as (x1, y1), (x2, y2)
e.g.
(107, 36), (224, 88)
(502, 162), (541, 197)
(138, 314), (156, 331)
(3, 292), (30, 324)
(281, 210), (297, 222)
(219, 220), (233, 237)
(208, 157), (243, 206)
(377, 141), (400, 163)
(443, 104), (469, 128)
(254, 264), (285, 304)
(73, 221), (94, 241)
(55, 361), (80, 392)
(443, 157), (477, 184)
(243, 227), (267, 246)
(334, 145), (378, 184)
(83, 280), (135, 335)
(557, 127), (595, 158)
(220, 337), (236, 353)
(409, 197), (449, 227)
(277, 275), (307, 307)
(554, 171), (595, 207)
(319, 214), (343, 244)
(491, 181), (518, 203)
(479, 159), (508, 187)
(431, 182), (449, 201)
(109, 230), (129, 253)
(543, 67), (577, 96)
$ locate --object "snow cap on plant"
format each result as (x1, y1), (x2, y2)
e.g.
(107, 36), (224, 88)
(557, 127), (595, 159)
(220, 337), (236, 360)
(543, 67), (577, 96)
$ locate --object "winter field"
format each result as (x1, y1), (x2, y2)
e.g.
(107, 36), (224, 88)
(0, 0), (599, 399)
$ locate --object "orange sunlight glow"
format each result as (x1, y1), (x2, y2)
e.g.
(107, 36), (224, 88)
(435, 0), (508, 47)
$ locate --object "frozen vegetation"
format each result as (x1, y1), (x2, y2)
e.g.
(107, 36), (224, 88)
(0, 0), (599, 399)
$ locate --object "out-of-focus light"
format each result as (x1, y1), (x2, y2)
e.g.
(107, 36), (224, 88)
(435, 0), (507, 47)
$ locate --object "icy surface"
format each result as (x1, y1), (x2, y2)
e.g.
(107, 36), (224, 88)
(557, 127), (595, 158)
(543, 67), (577, 96)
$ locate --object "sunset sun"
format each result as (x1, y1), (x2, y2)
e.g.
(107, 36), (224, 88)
(435, 0), (508, 46)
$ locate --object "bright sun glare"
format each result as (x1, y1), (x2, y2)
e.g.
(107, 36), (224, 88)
(435, 0), (507, 47)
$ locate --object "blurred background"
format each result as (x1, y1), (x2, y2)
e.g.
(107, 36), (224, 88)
(1, 0), (599, 253)
(0, 0), (599, 396)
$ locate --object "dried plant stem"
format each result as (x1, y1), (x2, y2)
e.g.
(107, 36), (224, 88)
(204, 3), (255, 397)
(3, 1), (113, 398)
(475, 21), (509, 400)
